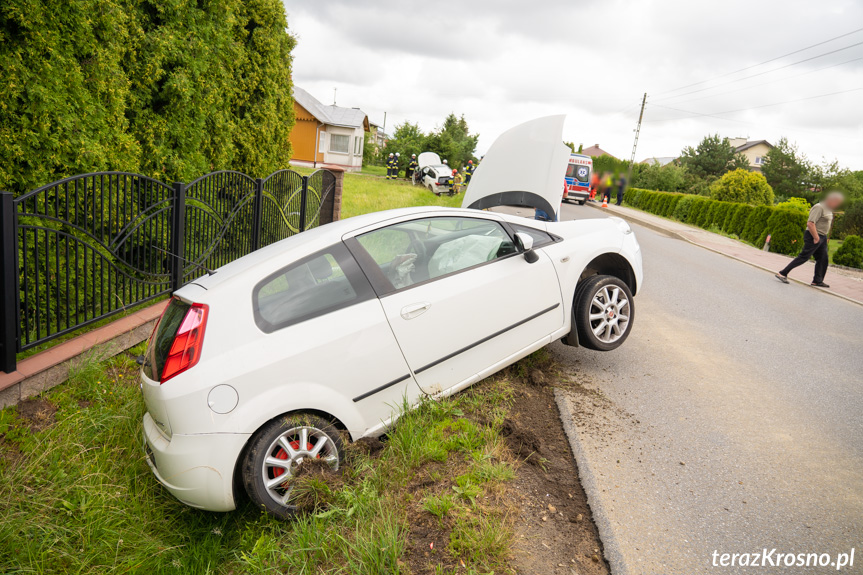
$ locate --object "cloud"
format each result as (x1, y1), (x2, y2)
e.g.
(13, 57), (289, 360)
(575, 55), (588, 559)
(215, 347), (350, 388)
(284, 0), (863, 168)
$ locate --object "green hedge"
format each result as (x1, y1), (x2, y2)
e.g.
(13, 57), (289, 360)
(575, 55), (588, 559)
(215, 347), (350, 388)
(0, 0), (296, 195)
(834, 235), (863, 269)
(625, 188), (806, 255)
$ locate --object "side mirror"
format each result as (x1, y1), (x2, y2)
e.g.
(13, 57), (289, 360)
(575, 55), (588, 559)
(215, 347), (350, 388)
(514, 232), (539, 264)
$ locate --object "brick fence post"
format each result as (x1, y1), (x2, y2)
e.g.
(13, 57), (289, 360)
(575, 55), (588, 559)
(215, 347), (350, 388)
(330, 168), (344, 222)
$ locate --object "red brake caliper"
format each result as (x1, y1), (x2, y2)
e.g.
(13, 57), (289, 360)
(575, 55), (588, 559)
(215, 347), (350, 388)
(272, 439), (315, 478)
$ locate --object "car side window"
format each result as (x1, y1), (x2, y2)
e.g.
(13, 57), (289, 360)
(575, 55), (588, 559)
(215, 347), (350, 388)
(354, 217), (517, 295)
(253, 244), (373, 332)
(510, 223), (555, 248)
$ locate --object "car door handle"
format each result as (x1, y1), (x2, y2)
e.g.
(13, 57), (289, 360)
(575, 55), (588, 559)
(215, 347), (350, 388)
(400, 302), (431, 320)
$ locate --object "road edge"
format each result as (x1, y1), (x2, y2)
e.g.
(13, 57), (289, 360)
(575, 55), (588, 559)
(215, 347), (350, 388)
(586, 202), (863, 307)
(554, 388), (629, 575)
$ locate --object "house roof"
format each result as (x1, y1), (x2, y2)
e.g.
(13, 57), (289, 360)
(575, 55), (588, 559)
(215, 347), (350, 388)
(579, 144), (617, 159)
(293, 86), (369, 130)
(734, 139), (773, 152)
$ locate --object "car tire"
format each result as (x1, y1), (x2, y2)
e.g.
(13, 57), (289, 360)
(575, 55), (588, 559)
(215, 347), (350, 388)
(578, 200), (586, 205)
(574, 275), (634, 352)
(241, 413), (344, 520)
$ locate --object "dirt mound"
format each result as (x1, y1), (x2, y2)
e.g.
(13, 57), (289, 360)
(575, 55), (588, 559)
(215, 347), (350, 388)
(16, 399), (56, 433)
(501, 418), (543, 466)
(289, 458), (344, 512)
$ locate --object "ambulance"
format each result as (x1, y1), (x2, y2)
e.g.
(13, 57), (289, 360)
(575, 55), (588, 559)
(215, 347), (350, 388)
(564, 153), (592, 205)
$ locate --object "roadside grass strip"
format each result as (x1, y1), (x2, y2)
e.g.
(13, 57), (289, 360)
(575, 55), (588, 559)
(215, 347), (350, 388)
(0, 343), (532, 574)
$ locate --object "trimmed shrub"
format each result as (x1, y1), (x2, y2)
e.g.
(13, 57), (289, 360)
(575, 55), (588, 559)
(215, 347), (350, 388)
(727, 204), (754, 236)
(0, 0), (297, 194)
(711, 202), (733, 231)
(722, 204), (744, 234)
(761, 209), (806, 255)
(709, 169), (775, 206)
(775, 197), (810, 213)
(673, 195), (695, 221)
(687, 197), (710, 225)
(664, 195), (682, 218)
(834, 235), (863, 269)
(741, 206), (773, 244)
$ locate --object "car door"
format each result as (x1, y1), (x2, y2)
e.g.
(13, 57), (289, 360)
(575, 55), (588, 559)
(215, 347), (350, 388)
(250, 243), (423, 434)
(345, 215), (563, 395)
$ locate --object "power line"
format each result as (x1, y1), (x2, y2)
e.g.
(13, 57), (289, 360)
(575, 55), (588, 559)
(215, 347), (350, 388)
(641, 102), (863, 143)
(652, 41), (863, 103)
(660, 56), (863, 107)
(648, 86), (863, 119)
(653, 26), (863, 97)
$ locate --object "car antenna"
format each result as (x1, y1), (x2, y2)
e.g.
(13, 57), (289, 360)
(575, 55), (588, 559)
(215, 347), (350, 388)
(151, 245), (217, 276)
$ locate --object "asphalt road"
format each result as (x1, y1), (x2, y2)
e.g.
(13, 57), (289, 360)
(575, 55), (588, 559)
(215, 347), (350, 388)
(547, 202), (863, 574)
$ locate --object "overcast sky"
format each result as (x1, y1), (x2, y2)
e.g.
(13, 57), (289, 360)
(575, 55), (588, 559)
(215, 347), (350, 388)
(284, 0), (863, 169)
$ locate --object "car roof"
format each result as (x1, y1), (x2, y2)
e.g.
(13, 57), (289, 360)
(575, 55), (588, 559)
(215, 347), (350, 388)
(181, 206), (518, 292)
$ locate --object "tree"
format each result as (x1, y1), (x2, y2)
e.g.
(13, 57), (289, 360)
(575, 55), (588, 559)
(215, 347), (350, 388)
(761, 138), (810, 200)
(564, 141), (576, 153)
(425, 113), (479, 168)
(679, 134), (749, 179)
(709, 169), (774, 205)
(633, 161), (687, 193)
(383, 121), (427, 162)
(0, 0), (296, 194)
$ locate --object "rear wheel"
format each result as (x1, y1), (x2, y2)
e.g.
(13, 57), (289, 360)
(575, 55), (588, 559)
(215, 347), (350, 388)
(574, 275), (634, 351)
(578, 200), (586, 205)
(242, 413), (343, 520)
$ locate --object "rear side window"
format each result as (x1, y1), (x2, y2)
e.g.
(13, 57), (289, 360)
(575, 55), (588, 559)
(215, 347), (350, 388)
(144, 298), (190, 381)
(253, 244), (373, 332)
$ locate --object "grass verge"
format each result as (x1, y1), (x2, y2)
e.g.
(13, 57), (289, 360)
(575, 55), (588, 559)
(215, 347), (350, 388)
(0, 343), (538, 574)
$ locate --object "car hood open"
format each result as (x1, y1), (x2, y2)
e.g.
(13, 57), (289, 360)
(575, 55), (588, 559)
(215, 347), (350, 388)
(418, 152), (442, 169)
(461, 115), (570, 218)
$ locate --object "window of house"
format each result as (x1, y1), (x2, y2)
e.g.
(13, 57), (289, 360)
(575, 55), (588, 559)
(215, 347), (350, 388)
(329, 134), (350, 154)
(754, 157), (762, 165)
(354, 136), (362, 155)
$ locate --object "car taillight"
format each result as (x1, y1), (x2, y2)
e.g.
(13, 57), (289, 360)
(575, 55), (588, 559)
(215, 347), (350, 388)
(160, 303), (208, 383)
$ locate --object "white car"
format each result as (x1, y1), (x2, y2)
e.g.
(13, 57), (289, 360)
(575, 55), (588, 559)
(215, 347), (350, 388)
(414, 152), (456, 195)
(140, 116), (643, 518)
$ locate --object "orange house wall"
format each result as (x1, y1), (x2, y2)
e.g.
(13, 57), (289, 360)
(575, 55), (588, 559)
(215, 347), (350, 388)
(290, 102), (324, 163)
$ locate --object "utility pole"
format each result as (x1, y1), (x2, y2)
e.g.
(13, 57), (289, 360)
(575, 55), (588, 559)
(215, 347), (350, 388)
(629, 93), (647, 165)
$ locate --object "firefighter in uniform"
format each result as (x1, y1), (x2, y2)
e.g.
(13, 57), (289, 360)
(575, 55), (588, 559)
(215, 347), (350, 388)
(386, 153), (396, 179)
(464, 159), (475, 184)
(407, 154), (418, 181)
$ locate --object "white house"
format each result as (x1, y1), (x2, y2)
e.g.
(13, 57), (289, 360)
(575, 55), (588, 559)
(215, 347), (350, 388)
(290, 87), (369, 171)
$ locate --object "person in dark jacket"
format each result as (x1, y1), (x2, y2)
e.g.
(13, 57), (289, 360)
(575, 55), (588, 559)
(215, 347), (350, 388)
(386, 153), (396, 179)
(465, 160), (475, 183)
(407, 154), (418, 181)
(616, 175), (626, 205)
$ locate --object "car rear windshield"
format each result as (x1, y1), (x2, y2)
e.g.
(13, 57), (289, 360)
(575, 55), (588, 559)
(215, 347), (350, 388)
(144, 298), (190, 381)
(566, 163), (590, 183)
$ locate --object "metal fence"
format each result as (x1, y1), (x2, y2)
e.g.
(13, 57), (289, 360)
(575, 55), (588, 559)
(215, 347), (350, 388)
(0, 168), (337, 373)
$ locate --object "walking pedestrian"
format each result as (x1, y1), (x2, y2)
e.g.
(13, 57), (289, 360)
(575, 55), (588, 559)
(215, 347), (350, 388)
(775, 191), (844, 288)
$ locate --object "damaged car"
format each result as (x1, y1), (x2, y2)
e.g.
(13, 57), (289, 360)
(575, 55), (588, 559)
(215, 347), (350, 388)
(140, 115), (643, 518)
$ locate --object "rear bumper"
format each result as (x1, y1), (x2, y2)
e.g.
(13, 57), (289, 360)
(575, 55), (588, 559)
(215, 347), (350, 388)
(142, 412), (250, 512)
(565, 190), (589, 201)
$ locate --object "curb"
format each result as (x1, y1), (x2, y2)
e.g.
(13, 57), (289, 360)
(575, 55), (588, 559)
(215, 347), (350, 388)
(586, 203), (863, 307)
(554, 389), (629, 575)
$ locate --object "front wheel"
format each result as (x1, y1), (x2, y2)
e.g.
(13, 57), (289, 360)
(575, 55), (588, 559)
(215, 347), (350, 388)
(574, 275), (634, 351)
(242, 413), (344, 520)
